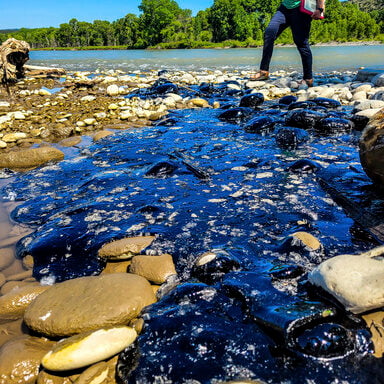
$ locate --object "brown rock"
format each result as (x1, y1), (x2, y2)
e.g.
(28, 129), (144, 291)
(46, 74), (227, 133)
(1, 280), (39, 295)
(6, 269), (33, 281)
(0, 247), (14, 270)
(0, 284), (49, 322)
(129, 254), (177, 284)
(22, 255), (34, 270)
(74, 356), (118, 384)
(1, 259), (24, 277)
(359, 108), (384, 186)
(98, 236), (155, 260)
(59, 136), (82, 147)
(37, 370), (76, 384)
(24, 273), (156, 337)
(0, 146), (64, 170)
(0, 273), (5, 288)
(0, 319), (27, 347)
(101, 260), (131, 274)
(93, 130), (114, 141)
(0, 335), (55, 384)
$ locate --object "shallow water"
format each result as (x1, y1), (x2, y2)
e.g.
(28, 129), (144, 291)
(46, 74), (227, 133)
(29, 45), (384, 73)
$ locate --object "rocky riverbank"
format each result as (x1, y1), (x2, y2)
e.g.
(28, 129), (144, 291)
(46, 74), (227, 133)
(1, 68), (384, 383)
(0, 68), (384, 169)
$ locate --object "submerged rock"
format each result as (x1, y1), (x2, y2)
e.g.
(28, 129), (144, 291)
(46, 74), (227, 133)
(309, 245), (384, 314)
(285, 109), (325, 130)
(218, 107), (253, 123)
(312, 97), (341, 109)
(239, 93), (264, 108)
(316, 117), (354, 134)
(24, 273), (156, 337)
(274, 126), (309, 149)
(244, 116), (276, 134)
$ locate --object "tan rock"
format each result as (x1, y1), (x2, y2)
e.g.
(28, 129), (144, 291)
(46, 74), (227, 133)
(73, 356), (118, 384)
(6, 269), (33, 281)
(0, 273), (5, 287)
(2, 132), (27, 143)
(0, 335), (55, 384)
(42, 326), (137, 371)
(37, 370), (75, 384)
(190, 98), (209, 108)
(291, 231), (321, 250)
(0, 284), (49, 322)
(93, 130), (114, 141)
(309, 245), (384, 314)
(101, 260), (131, 274)
(0, 247), (14, 270)
(129, 317), (144, 334)
(1, 280), (39, 295)
(0, 319), (26, 348)
(24, 273), (156, 337)
(98, 236), (155, 260)
(1, 259), (24, 277)
(22, 255), (34, 270)
(0, 147), (64, 170)
(129, 254), (177, 284)
(59, 137), (82, 147)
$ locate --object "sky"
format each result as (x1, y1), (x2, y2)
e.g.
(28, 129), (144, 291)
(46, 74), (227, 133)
(0, 0), (214, 30)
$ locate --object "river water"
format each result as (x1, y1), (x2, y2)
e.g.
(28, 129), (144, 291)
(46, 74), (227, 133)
(29, 45), (384, 73)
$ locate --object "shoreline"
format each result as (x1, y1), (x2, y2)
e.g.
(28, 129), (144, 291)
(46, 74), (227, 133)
(31, 40), (383, 51)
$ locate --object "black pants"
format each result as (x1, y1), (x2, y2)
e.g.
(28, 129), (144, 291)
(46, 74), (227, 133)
(260, 5), (313, 79)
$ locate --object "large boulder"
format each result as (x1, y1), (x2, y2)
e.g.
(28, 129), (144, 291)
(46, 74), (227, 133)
(0, 147), (64, 170)
(24, 273), (156, 337)
(308, 245), (384, 314)
(359, 108), (384, 186)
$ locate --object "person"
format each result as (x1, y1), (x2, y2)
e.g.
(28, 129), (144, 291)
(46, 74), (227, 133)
(251, 0), (325, 87)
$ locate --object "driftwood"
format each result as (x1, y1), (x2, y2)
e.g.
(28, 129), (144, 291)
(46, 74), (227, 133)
(0, 38), (30, 84)
(0, 38), (65, 85)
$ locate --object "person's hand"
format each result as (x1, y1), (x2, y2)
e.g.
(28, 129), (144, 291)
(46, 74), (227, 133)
(312, 9), (324, 19)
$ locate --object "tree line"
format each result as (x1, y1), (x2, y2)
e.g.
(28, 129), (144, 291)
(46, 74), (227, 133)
(0, 0), (382, 49)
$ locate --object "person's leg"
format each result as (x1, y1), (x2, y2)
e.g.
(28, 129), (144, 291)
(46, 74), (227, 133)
(290, 8), (313, 81)
(260, 7), (288, 72)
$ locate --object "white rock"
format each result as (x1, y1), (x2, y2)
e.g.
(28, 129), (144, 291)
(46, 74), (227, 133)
(180, 73), (195, 84)
(354, 100), (384, 111)
(318, 87), (335, 99)
(163, 97), (176, 107)
(107, 84), (119, 96)
(12, 111), (26, 120)
(83, 118), (96, 126)
(0, 140), (7, 148)
(102, 76), (118, 84)
(119, 111), (133, 120)
(352, 91), (367, 101)
(353, 84), (372, 93)
(167, 93), (183, 103)
(246, 81), (266, 89)
(0, 101), (10, 108)
(108, 103), (119, 110)
(81, 95), (96, 102)
(355, 108), (382, 119)
(270, 87), (291, 98)
(94, 112), (107, 120)
(42, 326), (137, 371)
(38, 88), (51, 96)
(309, 245), (384, 314)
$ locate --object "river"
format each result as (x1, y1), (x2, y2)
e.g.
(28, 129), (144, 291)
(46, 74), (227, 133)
(29, 45), (384, 73)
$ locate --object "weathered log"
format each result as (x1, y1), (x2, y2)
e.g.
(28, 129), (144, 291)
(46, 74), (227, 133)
(24, 64), (66, 78)
(0, 38), (30, 84)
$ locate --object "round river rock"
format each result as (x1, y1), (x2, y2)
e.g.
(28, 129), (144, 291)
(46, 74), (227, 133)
(24, 273), (156, 337)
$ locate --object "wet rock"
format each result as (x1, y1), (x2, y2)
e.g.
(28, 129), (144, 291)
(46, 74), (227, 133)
(279, 95), (297, 106)
(244, 115), (276, 134)
(98, 236), (155, 260)
(153, 82), (178, 95)
(309, 245), (384, 314)
(293, 323), (355, 359)
(239, 93), (264, 108)
(37, 370), (76, 384)
(359, 109), (384, 185)
(218, 107), (253, 123)
(191, 249), (241, 284)
(277, 231), (325, 265)
(59, 136), (82, 147)
(129, 254), (177, 284)
(285, 109), (326, 130)
(350, 114), (370, 131)
(24, 273), (156, 337)
(288, 101), (317, 110)
(73, 357), (118, 384)
(0, 284), (49, 322)
(102, 260), (131, 274)
(93, 130), (114, 141)
(0, 247), (14, 270)
(190, 98), (209, 108)
(0, 335), (55, 384)
(269, 264), (305, 280)
(145, 161), (178, 178)
(0, 147), (64, 170)
(274, 126), (309, 149)
(316, 117), (354, 134)
(312, 97), (341, 109)
(42, 326), (137, 371)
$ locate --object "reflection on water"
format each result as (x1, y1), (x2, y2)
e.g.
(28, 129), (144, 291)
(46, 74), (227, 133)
(29, 45), (384, 73)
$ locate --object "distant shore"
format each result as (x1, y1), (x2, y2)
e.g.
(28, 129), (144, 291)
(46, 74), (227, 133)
(31, 40), (383, 51)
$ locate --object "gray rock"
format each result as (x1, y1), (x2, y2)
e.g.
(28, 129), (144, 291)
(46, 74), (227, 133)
(309, 246), (384, 314)
(372, 73), (384, 87)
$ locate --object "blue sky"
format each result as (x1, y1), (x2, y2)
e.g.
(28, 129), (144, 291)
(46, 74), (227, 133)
(0, 0), (214, 29)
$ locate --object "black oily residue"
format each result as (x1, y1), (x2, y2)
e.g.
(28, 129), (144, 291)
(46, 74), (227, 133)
(2, 84), (384, 383)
